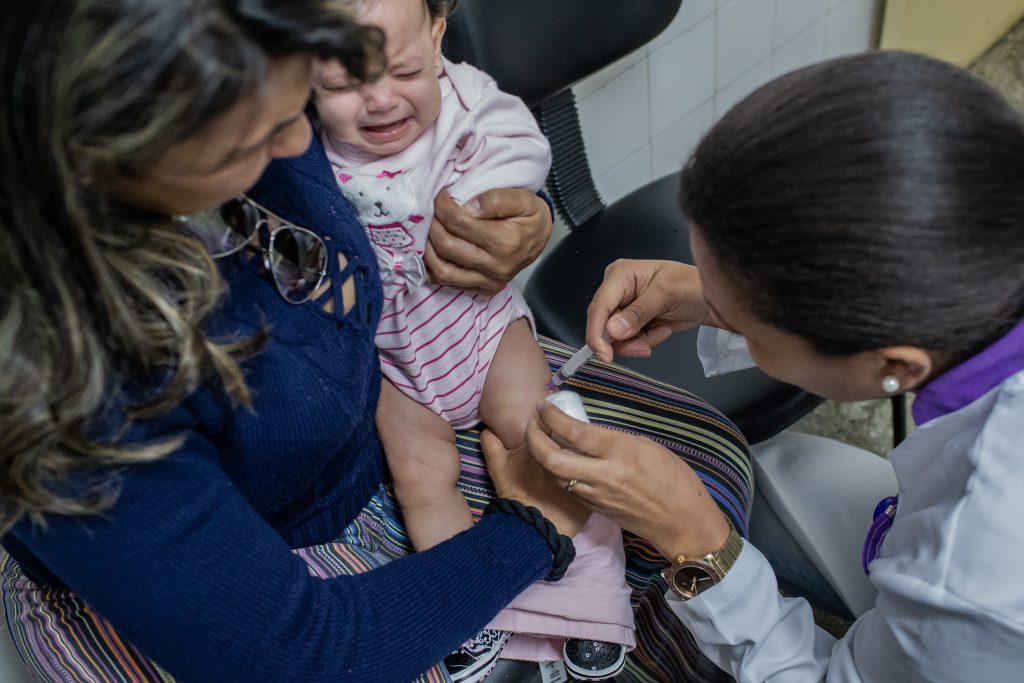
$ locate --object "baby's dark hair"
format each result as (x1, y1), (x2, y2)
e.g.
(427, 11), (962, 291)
(347, 0), (454, 20)
(424, 0), (456, 18)
(680, 51), (1024, 365)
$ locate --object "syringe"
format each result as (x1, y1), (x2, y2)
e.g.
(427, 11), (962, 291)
(546, 343), (596, 390)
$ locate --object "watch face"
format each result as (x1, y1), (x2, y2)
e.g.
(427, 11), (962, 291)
(671, 564), (716, 598)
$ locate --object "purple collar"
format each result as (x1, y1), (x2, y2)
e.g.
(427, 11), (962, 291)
(913, 318), (1024, 426)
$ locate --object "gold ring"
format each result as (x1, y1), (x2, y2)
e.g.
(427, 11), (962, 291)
(566, 479), (578, 493)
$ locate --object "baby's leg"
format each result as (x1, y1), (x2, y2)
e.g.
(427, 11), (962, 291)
(376, 379), (472, 550)
(479, 318), (552, 449)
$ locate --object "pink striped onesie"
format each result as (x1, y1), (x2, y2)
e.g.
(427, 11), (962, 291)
(324, 58), (548, 429)
(324, 58), (635, 662)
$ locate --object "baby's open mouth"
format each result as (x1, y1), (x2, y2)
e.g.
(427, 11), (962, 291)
(361, 117), (412, 141)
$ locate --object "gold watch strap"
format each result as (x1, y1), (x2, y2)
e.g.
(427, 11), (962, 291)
(664, 521), (744, 599)
(696, 523), (744, 577)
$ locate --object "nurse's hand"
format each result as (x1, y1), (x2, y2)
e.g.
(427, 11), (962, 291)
(481, 428), (591, 539)
(585, 259), (708, 363)
(426, 189), (552, 296)
(524, 401), (730, 561)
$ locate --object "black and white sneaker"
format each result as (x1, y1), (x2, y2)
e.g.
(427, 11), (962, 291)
(444, 629), (511, 683)
(563, 639), (626, 680)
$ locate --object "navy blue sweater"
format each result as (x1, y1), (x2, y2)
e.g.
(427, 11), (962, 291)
(2, 138), (550, 681)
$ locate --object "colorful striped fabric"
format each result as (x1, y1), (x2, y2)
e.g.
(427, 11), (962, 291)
(0, 337), (750, 682)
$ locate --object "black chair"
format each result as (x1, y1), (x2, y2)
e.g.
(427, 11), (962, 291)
(443, 0), (822, 443)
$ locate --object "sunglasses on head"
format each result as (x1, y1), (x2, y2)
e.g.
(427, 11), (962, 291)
(178, 196), (329, 304)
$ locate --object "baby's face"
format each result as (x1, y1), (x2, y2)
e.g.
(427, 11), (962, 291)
(314, 0), (445, 157)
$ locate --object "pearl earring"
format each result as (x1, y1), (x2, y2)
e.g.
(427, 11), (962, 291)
(881, 375), (900, 394)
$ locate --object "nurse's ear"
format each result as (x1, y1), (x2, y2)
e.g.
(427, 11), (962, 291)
(875, 345), (937, 394)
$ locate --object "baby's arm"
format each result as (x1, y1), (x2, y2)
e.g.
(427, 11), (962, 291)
(443, 62), (552, 204)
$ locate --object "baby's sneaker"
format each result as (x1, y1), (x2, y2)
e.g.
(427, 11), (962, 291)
(563, 639), (626, 680)
(444, 628), (511, 683)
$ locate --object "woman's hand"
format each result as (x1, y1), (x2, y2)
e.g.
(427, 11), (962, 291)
(480, 428), (591, 538)
(524, 402), (730, 561)
(585, 259), (708, 363)
(425, 188), (552, 296)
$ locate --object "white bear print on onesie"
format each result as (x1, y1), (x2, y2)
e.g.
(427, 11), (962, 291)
(337, 170), (423, 252)
(336, 169), (428, 289)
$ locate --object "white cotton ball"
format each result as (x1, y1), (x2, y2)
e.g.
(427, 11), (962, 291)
(545, 391), (590, 424)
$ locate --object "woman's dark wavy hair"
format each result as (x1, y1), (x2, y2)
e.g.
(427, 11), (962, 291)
(680, 51), (1024, 363)
(0, 0), (384, 532)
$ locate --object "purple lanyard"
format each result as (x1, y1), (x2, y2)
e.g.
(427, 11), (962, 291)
(861, 495), (898, 575)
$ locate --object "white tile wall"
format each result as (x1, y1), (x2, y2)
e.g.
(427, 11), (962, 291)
(594, 145), (652, 205)
(521, 0), (881, 281)
(650, 99), (715, 179)
(775, 0), (828, 46)
(649, 15), (716, 135)
(716, 0), (777, 86)
(825, 0), (880, 59)
(575, 61), (650, 178)
(772, 16), (827, 77)
(650, 0), (717, 51)
(714, 55), (773, 117)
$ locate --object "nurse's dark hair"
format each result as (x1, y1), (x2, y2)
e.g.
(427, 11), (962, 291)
(0, 0), (384, 532)
(680, 51), (1024, 363)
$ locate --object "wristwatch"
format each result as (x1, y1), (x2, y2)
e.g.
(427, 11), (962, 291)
(661, 521), (744, 600)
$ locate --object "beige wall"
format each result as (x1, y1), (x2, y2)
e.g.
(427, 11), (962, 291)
(881, 0), (1024, 66)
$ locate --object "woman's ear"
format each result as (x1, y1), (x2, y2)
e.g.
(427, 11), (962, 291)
(432, 17), (446, 74)
(877, 345), (936, 393)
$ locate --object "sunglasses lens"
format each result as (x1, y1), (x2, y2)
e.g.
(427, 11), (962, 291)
(180, 198), (258, 257)
(218, 199), (260, 251)
(269, 227), (328, 303)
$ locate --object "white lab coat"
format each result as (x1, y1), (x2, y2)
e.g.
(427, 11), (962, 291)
(669, 328), (1024, 681)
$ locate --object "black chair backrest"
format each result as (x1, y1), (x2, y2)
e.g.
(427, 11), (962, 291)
(444, 0), (683, 227)
(443, 0), (683, 107)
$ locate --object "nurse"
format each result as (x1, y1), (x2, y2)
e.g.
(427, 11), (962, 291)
(487, 50), (1024, 680)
